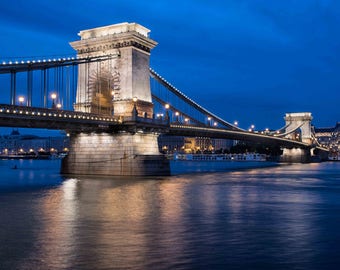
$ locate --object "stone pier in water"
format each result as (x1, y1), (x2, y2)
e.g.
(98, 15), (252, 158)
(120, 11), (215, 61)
(61, 22), (170, 176)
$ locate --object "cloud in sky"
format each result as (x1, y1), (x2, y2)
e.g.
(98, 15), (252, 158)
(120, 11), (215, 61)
(0, 0), (339, 133)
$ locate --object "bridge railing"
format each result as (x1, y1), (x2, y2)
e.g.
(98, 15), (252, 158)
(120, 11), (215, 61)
(0, 104), (121, 124)
(0, 104), (171, 130)
(122, 115), (170, 127)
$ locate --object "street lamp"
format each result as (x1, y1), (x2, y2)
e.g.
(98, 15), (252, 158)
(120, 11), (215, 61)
(18, 96), (25, 106)
(132, 96), (138, 118)
(51, 93), (57, 109)
(234, 121), (238, 126)
(175, 111), (180, 122)
(164, 103), (170, 121)
(207, 117), (211, 126)
(56, 103), (62, 109)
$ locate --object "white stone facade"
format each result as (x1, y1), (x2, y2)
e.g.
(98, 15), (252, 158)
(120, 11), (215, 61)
(70, 22), (157, 117)
(62, 132), (170, 176)
(63, 23), (169, 176)
(284, 112), (313, 144)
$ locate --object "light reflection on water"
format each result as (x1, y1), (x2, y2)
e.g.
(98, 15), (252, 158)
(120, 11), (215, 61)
(0, 161), (340, 269)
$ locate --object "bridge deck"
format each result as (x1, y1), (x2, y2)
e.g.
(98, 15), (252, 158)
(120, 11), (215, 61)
(0, 105), (329, 153)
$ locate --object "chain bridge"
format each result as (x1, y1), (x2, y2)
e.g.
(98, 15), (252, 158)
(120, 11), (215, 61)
(0, 22), (328, 175)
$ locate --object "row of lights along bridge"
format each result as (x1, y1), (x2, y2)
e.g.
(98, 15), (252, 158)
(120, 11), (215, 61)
(160, 103), (258, 133)
(15, 95), (260, 133)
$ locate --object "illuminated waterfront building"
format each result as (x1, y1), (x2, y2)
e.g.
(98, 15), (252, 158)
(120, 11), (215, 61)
(314, 122), (340, 150)
(0, 129), (69, 154)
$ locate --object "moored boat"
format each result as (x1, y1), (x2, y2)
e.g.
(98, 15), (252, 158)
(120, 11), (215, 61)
(172, 153), (267, 162)
(169, 153), (276, 175)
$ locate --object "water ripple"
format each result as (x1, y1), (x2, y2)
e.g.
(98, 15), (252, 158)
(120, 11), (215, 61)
(0, 162), (340, 269)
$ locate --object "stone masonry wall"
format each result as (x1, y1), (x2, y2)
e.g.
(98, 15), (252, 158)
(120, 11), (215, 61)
(61, 132), (170, 176)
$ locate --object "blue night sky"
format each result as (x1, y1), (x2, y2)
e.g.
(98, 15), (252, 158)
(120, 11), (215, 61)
(0, 0), (339, 135)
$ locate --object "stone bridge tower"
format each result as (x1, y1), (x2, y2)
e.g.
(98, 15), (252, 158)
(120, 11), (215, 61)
(70, 22), (157, 117)
(281, 112), (314, 163)
(62, 23), (170, 176)
(284, 112), (313, 144)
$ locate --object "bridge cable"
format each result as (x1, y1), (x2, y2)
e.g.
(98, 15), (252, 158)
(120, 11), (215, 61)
(274, 122), (305, 137)
(150, 68), (243, 131)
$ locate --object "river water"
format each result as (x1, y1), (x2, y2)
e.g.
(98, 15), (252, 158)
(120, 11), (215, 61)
(0, 160), (340, 270)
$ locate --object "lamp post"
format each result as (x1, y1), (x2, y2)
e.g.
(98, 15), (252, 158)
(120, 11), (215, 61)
(132, 96), (138, 118)
(164, 103), (170, 122)
(51, 93), (57, 109)
(248, 124), (255, 132)
(175, 112), (180, 123)
(56, 103), (62, 109)
(207, 117), (211, 126)
(18, 96), (25, 106)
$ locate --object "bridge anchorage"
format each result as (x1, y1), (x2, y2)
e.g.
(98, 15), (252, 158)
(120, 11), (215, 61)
(0, 22), (329, 175)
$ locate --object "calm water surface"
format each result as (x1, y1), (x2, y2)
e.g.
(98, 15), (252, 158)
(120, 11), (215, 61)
(0, 160), (340, 270)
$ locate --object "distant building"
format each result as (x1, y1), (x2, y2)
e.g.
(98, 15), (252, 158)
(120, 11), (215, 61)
(211, 138), (235, 152)
(158, 134), (234, 153)
(0, 129), (69, 155)
(314, 122), (340, 151)
(158, 135), (185, 153)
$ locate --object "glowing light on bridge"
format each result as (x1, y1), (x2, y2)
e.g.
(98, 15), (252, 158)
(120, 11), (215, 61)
(207, 117), (212, 126)
(18, 96), (25, 106)
(174, 111), (180, 122)
(51, 93), (57, 109)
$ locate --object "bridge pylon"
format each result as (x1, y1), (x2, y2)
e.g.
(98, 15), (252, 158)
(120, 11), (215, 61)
(62, 22), (170, 176)
(70, 22), (157, 117)
(281, 112), (314, 163)
(284, 112), (313, 144)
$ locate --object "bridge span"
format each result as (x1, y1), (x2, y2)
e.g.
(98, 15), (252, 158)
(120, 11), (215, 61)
(0, 104), (326, 152)
(0, 22), (329, 175)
